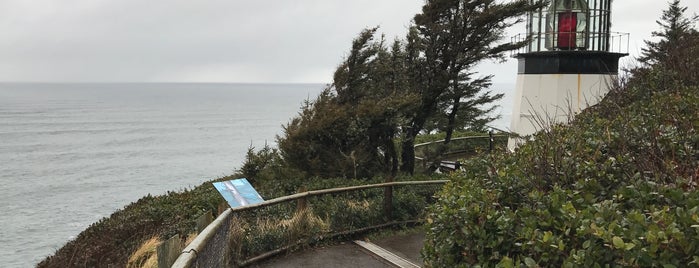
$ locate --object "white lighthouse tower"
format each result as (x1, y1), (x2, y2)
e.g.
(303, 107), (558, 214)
(508, 0), (628, 150)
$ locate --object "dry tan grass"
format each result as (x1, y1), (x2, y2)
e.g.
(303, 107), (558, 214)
(228, 215), (249, 260)
(227, 208), (332, 264)
(126, 237), (161, 268)
(278, 208), (330, 241)
(345, 199), (372, 211)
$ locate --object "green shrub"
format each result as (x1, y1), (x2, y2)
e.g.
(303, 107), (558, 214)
(422, 69), (699, 266)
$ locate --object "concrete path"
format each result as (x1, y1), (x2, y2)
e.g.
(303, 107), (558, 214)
(372, 232), (425, 265)
(252, 231), (425, 268)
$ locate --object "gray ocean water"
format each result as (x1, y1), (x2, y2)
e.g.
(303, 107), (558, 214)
(0, 83), (325, 267)
(0, 82), (513, 267)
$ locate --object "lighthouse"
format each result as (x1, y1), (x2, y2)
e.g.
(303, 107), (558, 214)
(508, 0), (628, 150)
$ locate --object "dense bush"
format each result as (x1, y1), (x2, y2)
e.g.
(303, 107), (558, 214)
(422, 46), (699, 268)
(423, 2), (699, 266)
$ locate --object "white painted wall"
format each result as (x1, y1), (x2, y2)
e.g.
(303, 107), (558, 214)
(508, 73), (615, 150)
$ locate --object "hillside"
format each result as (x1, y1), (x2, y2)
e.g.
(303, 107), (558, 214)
(422, 32), (699, 267)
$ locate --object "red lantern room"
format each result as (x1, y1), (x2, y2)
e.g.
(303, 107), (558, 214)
(512, 0), (631, 76)
(547, 0), (588, 49)
(520, 0), (628, 54)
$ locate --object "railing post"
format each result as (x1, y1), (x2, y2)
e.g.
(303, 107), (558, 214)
(296, 186), (307, 213)
(157, 235), (182, 268)
(217, 201), (227, 215)
(383, 176), (393, 220)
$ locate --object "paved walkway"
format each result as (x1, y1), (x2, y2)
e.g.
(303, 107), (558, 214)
(252, 231), (425, 268)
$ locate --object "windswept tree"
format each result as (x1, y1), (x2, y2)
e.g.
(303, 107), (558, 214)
(278, 0), (544, 177)
(278, 29), (416, 178)
(399, 0), (544, 173)
(428, 73), (502, 142)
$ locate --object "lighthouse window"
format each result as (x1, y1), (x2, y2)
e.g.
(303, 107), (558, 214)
(545, 0), (589, 50)
(521, 0), (620, 54)
(558, 12), (577, 48)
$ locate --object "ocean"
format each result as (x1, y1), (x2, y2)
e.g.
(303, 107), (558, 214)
(0, 82), (513, 267)
(0, 83), (325, 267)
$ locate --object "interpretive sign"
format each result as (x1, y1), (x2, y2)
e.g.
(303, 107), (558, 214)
(212, 178), (264, 208)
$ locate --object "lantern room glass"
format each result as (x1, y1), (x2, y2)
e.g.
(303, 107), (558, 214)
(525, 0), (612, 53)
(546, 0), (588, 50)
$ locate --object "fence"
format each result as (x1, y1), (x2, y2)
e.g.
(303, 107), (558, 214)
(509, 31), (630, 56)
(171, 180), (448, 268)
(414, 134), (509, 169)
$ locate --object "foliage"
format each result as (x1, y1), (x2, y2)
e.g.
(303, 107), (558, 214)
(425, 73), (503, 137)
(424, 83), (699, 267)
(239, 143), (308, 195)
(277, 0), (542, 177)
(226, 175), (445, 264)
(278, 29), (415, 179)
(399, 0), (543, 173)
(422, 5), (699, 265)
(240, 145), (284, 184)
(634, 0), (699, 93)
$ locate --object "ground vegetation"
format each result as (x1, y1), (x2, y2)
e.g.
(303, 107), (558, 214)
(422, 1), (699, 266)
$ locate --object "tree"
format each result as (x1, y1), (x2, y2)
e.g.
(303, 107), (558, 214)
(630, 0), (698, 93)
(278, 29), (415, 178)
(639, 0), (698, 66)
(278, 0), (544, 177)
(398, 0), (544, 173)
(433, 73), (502, 143)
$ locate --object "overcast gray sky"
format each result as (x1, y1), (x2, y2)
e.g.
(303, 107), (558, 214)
(1, 0), (697, 84)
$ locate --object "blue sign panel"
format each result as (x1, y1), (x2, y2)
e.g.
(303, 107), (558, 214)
(213, 178), (264, 208)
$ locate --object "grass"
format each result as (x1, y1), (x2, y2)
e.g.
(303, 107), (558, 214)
(126, 237), (160, 268)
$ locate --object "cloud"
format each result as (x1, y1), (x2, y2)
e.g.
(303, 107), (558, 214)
(0, 0), (697, 83)
(0, 0), (423, 83)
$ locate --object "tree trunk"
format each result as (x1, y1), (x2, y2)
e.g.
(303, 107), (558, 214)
(444, 101), (459, 145)
(385, 133), (399, 177)
(444, 92), (461, 145)
(401, 81), (443, 174)
(383, 175), (394, 220)
(400, 130), (416, 174)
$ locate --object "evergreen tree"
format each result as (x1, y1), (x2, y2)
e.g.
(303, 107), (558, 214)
(639, 0), (698, 66)
(278, 0), (544, 177)
(631, 0), (698, 92)
(426, 73), (503, 142)
(278, 29), (415, 178)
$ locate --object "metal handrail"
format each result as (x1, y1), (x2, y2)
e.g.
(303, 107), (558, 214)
(510, 31), (630, 56)
(413, 134), (509, 148)
(172, 209), (232, 267)
(171, 180), (448, 268)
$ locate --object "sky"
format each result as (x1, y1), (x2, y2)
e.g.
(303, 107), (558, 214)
(1, 0), (697, 84)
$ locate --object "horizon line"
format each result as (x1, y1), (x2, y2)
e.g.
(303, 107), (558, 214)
(0, 81), (332, 85)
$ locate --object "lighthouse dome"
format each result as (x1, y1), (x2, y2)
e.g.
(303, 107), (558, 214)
(516, 0), (627, 54)
(545, 0), (590, 50)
